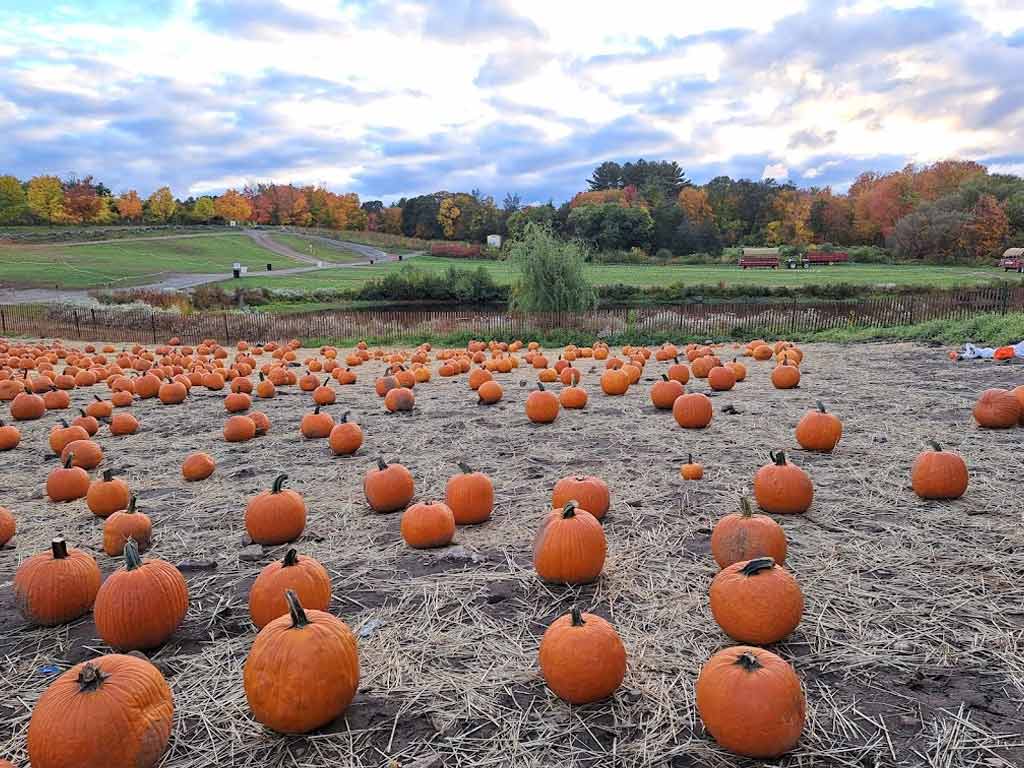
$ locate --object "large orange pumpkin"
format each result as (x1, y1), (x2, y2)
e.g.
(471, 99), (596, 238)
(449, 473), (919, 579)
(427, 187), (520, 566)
(364, 458), (414, 512)
(525, 383), (560, 423)
(753, 451), (813, 514)
(551, 475), (610, 520)
(650, 375), (684, 409)
(973, 388), (1020, 429)
(445, 463), (493, 524)
(672, 391), (713, 429)
(911, 441), (968, 500)
(710, 497), (787, 568)
(533, 502), (606, 584)
(709, 557), (803, 644)
(795, 401), (843, 452)
(539, 607), (626, 704)
(401, 501), (456, 548)
(249, 549), (332, 629)
(245, 474), (307, 545)
(14, 537), (101, 625)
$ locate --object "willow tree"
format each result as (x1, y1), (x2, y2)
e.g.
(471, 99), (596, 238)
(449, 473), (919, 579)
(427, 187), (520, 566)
(508, 223), (596, 312)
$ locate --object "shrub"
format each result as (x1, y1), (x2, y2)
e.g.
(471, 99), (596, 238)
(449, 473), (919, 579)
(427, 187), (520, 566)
(508, 223), (596, 312)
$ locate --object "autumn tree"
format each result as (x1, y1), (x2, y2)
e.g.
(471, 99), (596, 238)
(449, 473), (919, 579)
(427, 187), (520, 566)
(438, 197), (462, 239)
(192, 196), (215, 222)
(0, 175), (28, 224)
(63, 176), (102, 223)
(146, 186), (177, 222)
(765, 189), (813, 246)
(379, 206), (403, 234)
(912, 160), (987, 202)
(808, 191), (853, 244)
(960, 194), (1009, 260)
(850, 171), (913, 243)
(26, 176), (67, 223)
(116, 191), (143, 222)
(677, 187), (713, 224)
(214, 189), (252, 222)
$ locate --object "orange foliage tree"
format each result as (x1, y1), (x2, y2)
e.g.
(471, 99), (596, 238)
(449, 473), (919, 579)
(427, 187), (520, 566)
(214, 189), (252, 222)
(116, 191), (143, 222)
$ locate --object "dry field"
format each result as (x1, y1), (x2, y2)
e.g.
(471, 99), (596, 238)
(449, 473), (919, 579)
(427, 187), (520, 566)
(1, 340), (1022, 767)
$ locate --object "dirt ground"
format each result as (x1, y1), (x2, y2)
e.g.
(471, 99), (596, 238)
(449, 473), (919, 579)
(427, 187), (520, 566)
(1, 340), (1022, 768)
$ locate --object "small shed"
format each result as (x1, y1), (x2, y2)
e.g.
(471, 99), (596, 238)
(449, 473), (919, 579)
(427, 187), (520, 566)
(487, 234), (502, 248)
(1001, 248), (1024, 259)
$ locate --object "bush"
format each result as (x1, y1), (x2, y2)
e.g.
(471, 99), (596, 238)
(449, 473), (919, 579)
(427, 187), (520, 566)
(508, 223), (596, 312)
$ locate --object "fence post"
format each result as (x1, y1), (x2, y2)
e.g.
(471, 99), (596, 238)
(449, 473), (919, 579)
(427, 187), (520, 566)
(73, 310), (80, 338)
(223, 314), (230, 342)
(150, 315), (156, 344)
(1000, 283), (1009, 315)
(0, 307), (5, 334)
(906, 297), (914, 325)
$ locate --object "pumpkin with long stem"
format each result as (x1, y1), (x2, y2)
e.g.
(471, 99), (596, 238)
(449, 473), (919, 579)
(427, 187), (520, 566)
(551, 475), (610, 519)
(709, 556), (803, 644)
(244, 591), (359, 733)
(533, 502), (606, 584)
(911, 441), (968, 499)
(710, 497), (787, 568)
(86, 469), (131, 518)
(680, 454), (704, 480)
(795, 401), (842, 452)
(103, 497), (153, 556)
(245, 474), (307, 545)
(72, 408), (99, 435)
(401, 501), (456, 548)
(249, 549), (331, 629)
(445, 463), (494, 524)
(328, 411), (364, 455)
(14, 537), (101, 625)
(539, 606), (626, 704)
(696, 646), (805, 758)
(27, 654), (174, 768)
(753, 451), (813, 514)
(47, 453), (90, 502)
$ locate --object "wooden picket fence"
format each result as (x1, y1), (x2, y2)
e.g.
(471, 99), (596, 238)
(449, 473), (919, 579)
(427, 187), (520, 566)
(1, 286), (1021, 345)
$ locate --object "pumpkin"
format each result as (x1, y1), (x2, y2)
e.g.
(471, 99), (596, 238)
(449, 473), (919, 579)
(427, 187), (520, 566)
(680, 453), (704, 480)
(911, 441), (968, 500)
(469, 367), (493, 390)
(224, 391), (251, 413)
(61, 438), (103, 469)
(401, 501), (456, 548)
(300, 405), (334, 438)
(50, 418), (89, 453)
(539, 606), (626, 704)
(600, 368), (629, 395)
(650, 375), (684, 409)
(249, 548), (331, 629)
(0, 418), (20, 450)
(85, 396), (113, 419)
(157, 379), (187, 404)
(559, 384), (588, 409)
(752, 344), (774, 361)
(86, 469), (131, 518)
(754, 451), (813, 514)
(246, 474), (307, 545)
(384, 386), (415, 412)
(1014, 385), (1024, 425)
(313, 379), (336, 406)
(445, 462), (494, 524)
(364, 458), (414, 512)
(94, 539), (188, 651)
(533, 502), (606, 584)
(973, 388), (1020, 429)
(673, 391), (713, 429)
(328, 411), (363, 455)
(711, 497), (787, 568)
(244, 591), (359, 733)
(770, 360), (801, 389)
(255, 374), (276, 398)
(784, 396), (834, 446)
(109, 411), (139, 436)
(182, 451), (216, 481)
(111, 389), (134, 407)
(696, 646), (805, 758)
(250, 410), (270, 435)
(10, 391), (45, 420)
(72, 409), (99, 435)
(478, 379), (503, 404)
(728, 358), (747, 381)
(551, 475), (609, 519)
(0, 505), (15, 546)
(708, 365), (736, 391)
(103, 496), (153, 556)
(46, 453), (91, 501)
(14, 537), (101, 625)
(526, 383), (560, 423)
(709, 557), (803, 644)
(667, 358), (690, 384)
(224, 414), (257, 442)
(43, 388), (71, 410)
(27, 654), (174, 768)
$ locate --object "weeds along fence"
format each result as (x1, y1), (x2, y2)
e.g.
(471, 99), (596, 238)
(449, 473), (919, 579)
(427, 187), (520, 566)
(1, 286), (1022, 345)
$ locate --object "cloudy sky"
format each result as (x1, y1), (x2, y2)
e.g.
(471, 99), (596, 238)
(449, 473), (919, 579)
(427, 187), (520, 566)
(2, 0), (1023, 203)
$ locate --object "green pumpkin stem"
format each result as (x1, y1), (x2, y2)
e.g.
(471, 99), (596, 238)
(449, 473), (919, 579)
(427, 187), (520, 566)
(570, 606), (585, 626)
(51, 537), (68, 559)
(62, 453), (74, 469)
(126, 496), (137, 514)
(735, 651), (762, 672)
(739, 497), (754, 517)
(562, 501), (577, 518)
(770, 450), (787, 466)
(271, 473), (289, 493)
(376, 457), (388, 471)
(929, 440), (943, 452)
(458, 462), (473, 474)
(282, 548), (299, 567)
(123, 538), (142, 570)
(740, 556), (775, 576)
(285, 590), (309, 629)
(816, 401), (827, 413)
(76, 662), (108, 692)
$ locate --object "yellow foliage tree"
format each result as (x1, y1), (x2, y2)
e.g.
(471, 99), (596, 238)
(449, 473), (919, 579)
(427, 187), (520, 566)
(146, 186), (177, 222)
(214, 189), (252, 222)
(677, 187), (713, 223)
(438, 197), (461, 239)
(26, 176), (67, 223)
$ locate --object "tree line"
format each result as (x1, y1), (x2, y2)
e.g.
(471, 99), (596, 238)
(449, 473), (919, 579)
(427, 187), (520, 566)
(2, 157), (1022, 261)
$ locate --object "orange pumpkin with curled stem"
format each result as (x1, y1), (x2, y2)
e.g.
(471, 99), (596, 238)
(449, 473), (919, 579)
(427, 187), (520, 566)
(539, 606), (626, 704)
(249, 549), (331, 629)
(533, 502), (606, 584)
(246, 474), (307, 545)
(911, 441), (968, 499)
(87, 469), (131, 518)
(14, 537), (100, 625)
(709, 556), (803, 644)
(364, 458), (414, 512)
(103, 496), (153, 556)
(680, 454), (704, 480)
(710, 497), (787, 568)
(795, 401), (842, 452)
(696, 646), (805, 758)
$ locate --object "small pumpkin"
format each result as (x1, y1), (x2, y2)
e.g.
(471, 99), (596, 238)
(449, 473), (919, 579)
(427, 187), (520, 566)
(224, 414), (257, 442)
(245, 474), (307, 545)
(109, 411), (139, 436)
(46, 453), (91, 501)
(72, 409), (99, 435)
(795, 401), (842, 452)
(0, 418), (20, 450)
(103, 496), (153, 556)
(478, 379), (503, 404)
(313, 378), (336, 406)
(250, 410), (270, 435)
(911, 441), (968, 500)
(85, 395), (113, 419)
(14, 537), (101, 625)
(696, 646), (805, 758)
(157, 379), (187, 404)
(539, 606), (626, 704)
(551, 475), (609, 520)
(533, 502), (606, 584)
(753, 451), (813, 514)
(86, 469), (131, 518)
(244, 591), (359, 733)
(673, 391), (713, 429)
(525, 382), (560, 423)
(445, 462), (494, 524)
(182, 451), (216, 481)
(650, 375), (684, 409)
(300, 405), (334, 438)
(364, 458), (415, 513)
(973, 388), (1020, 429)
(50, 418), (89, 453)
(709, 556), (803, 644)
(328, 411), (364, 455)
(27, 654), (174, 768)
(559, 384), (588, 409)
(680, 453), (704, 480)
(401, 501), (456, 548)
(710, 497), (787, 568)
(667, 357), (690, 384)
(384, 386), (415, 412)
(0, 505), (15, 546)
(770, 360), (800, 389)
(61, 438), (103, 469)
(249, 548), (331, 629)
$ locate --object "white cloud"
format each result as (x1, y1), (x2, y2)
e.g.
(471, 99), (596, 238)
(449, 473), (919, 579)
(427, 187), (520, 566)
(762, 163), (789, 180)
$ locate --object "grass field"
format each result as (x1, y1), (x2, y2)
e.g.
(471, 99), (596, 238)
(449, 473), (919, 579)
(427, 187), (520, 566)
(296, 228), (427, 254)
(220, 255), (1016, 292)
(0, 234), (301, 289)
(267, 233), (364, 263)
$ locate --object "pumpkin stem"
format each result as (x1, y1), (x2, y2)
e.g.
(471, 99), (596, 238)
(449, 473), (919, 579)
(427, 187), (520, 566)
(51, 537), (68, 559)
(123, 538), (142, 570)
(282, 548), (299, 567)
(102, 468), (113, 482)
(561, 501), (577, 518)
(739, 497), (754, 517)
(735, 651), (762, 672)
(377, 457), (388, 471)
(341, 410), (351, 423)
(536, 382), (545, 391)
(93, 394), (103, 403)
(62, 453), (74, 469)
(661, 374), (669, 382)
(78, 408), (88, 418)
(313, 405), (321, 415)
(285, 590), (310, 629)
(59, 418), (69, 428)
(816, 401), (826, 413)
(570, 606), (585, 626)
(458, 462), (473, 474)
(687, 453), (693, 465)
(127, 496), (137, 514)
(76, 662), (108, 692)
(770, 450), (787, 466)
(674, 356), (680, 363)
(929, 440), (943, 452)
(271, 474), (289, 493)
(740, 556), (775, 576)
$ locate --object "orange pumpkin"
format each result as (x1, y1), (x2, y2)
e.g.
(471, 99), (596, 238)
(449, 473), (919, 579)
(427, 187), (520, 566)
(384, 386), (415, 412)
(539, 607), (626, 704)
(533, 502), (606, 584)
(14, 537), (101, 625)
(672, 391), (713, 429)
(245, 474), (307, 545)
(46, 453), (91, 501)
(401, 501), (456, 548)
(364, 458), (415, 513)
(911, 441), (968, 500)
(973, 388), (1020, 429)
(328, 411), (364, 456)
(525, 383), (560, 423)
(710, 497), (787, 568)
(109, 411), (139, 436)
(10, 391), (45, 420)
(86, 469), (131, 518)
(249, 549), (331, 629)
(795, 401), (842, 452)
(680, 454), (704, 480)
(0, 418), (20, 450)
(102, 496), (153, 556)
(707, 365), (736, 391)
(551, 475), (609, 520)
(600, 368), (629, 396)
(650, 375), (684, 409)
(300, 406), (334, 439)
(445, 463), (493, 524)
(770, 360), (800, 389)
(224, 414), (257, 442)
(667, 357), (690, 384)
(478, 379), (503, 404)
(182, 451), (216, 481)
(709, 557), (803, 644)
(0, 505), (15, 546)
(559, 384), (588, 409)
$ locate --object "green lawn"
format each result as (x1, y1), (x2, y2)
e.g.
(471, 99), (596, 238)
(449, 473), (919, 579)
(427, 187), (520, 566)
(267, 234), (364, 263)
(0, 234), (302, 289)
(219, 256), (1016, 292)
